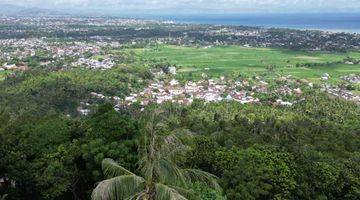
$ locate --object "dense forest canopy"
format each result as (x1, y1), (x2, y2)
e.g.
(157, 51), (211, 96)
(1, 71), (359, 199)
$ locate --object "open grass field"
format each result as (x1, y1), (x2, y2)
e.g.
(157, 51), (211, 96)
(138, 45), (360, 81)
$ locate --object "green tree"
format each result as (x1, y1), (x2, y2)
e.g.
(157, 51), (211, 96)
(92, 112), (221, 200)
(221, 146), (297, 200)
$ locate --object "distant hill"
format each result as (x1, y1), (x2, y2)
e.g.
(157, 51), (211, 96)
(20, 7), (67, 16)
(0, 4), (68, 16)
(0, 4), (24, 15)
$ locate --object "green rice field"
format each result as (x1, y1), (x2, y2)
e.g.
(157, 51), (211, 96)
(138, 45), (360, 80)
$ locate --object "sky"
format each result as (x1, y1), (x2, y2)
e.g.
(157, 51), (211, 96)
(2, 0), (360, 14)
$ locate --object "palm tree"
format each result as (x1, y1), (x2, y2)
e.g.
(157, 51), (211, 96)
(92, 111), (220, 200)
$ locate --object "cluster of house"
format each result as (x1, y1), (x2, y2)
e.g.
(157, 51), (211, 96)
(343, 74), (360, 83)
(0, 38), (40, 60)
(71, 57), (115, 70)
(0, 38), (102, 63)
(322, 85), (360, 103)
(121, 77), (303, 108)
(90, 92), (122, 101)
(200, 26), (360, 51)
(76, 73), (360, 116)
(319, 73), (360, 103)
(76, 77), (306, 115)
(206, 28), (263, 37)
(51, 42), (101, 58)
(0, 16), (167, 28)
(122, 78), (253, 106)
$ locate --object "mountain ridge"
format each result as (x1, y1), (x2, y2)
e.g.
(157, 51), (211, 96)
(0, 4), (68, 16)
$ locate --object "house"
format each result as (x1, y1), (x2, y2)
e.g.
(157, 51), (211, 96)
(168, 66), (177, 74)
(113, 96), (121, 101)
(169, 79), (179, 86)
(276, 99), (293, 106)
(322, 73), (330, 81)
(343, 74), (360, 83)
(77, 107), (91, 116)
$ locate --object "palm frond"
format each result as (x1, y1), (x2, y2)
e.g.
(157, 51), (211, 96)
(160, 134), (188, 158)
(139, 132), (186, 183)
(154, 122), (169, 132)
(102, 158), (135, 178)
(139, 155), (155, 183)
(182, 169), (221, 192)
(155, 183), (188, 200)
(92, 175), (145, 200)
(125, 190), (147, 200)
(164, 185), (195, 199)
(155, 158), (187, 187)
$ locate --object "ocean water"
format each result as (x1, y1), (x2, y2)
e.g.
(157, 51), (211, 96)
(139, 13), (360, 33)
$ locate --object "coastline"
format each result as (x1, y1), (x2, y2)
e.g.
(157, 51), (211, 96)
(138, 13), (360, 34)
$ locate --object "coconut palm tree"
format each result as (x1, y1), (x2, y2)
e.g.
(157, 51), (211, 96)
(92, 111), (220, 200)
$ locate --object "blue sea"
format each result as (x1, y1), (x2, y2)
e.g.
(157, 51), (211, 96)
(135, 13), (360, 33)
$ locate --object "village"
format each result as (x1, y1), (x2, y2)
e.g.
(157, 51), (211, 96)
(72, 68), (360, 116)
(75, 72), (311, 116)
(0, 37), (122, 70)
(120, 75), (306, 106)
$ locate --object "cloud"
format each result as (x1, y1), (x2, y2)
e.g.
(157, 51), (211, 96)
(3, 0), (360, 13)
